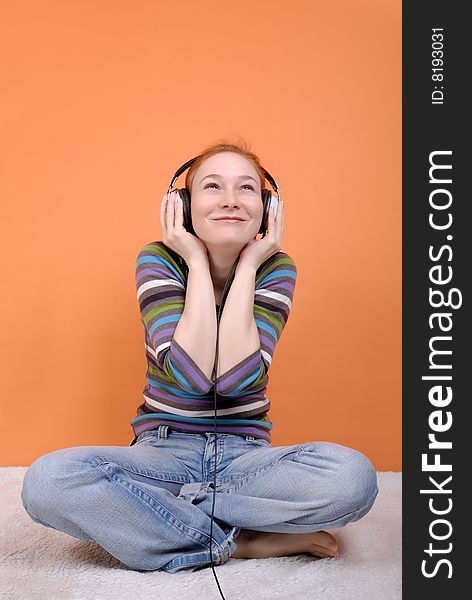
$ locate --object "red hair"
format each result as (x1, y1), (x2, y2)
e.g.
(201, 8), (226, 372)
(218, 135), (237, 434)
(184, 136), (267, 195)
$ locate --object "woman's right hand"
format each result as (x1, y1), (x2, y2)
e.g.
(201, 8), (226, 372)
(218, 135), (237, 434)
(160, 190), (209, 267)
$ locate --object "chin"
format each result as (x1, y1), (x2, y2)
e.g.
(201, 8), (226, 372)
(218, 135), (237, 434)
(198, 228), (251, 243)
(207, 237), (248, 248)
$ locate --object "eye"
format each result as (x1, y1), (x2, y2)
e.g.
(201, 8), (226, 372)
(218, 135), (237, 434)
(204, 182), (255, 191)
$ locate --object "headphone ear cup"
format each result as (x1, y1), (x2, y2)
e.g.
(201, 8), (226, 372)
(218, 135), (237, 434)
(178, 188), (196, 235)
(259, 189), (272, 234)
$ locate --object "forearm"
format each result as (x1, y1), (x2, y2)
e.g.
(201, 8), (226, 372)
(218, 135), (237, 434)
(173, 259), (217, 382)
(216, 261), (260, 378)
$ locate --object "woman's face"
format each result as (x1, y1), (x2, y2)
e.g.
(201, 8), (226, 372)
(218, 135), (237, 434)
(189, 152), (263, 249)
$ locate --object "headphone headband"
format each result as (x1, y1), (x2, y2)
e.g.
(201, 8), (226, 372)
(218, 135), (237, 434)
(167, 154), (280, 199)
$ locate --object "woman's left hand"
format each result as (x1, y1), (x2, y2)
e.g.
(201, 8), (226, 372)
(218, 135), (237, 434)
(238, 200), (285, 271)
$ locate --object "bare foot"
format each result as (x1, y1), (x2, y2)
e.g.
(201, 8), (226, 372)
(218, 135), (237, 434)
(232, 529), (339, 560)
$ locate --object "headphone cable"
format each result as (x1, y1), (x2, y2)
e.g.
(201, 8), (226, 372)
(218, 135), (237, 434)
(208, 254), (240, 599)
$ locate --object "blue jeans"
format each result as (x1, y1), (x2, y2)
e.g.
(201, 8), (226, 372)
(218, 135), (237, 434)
(21, 425), (379, 573)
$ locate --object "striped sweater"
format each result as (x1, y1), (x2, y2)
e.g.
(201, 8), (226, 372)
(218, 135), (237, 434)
(129, 240), (297, 444)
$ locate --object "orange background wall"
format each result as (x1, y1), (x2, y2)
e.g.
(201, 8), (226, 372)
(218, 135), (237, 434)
(0, 1), (401, 470)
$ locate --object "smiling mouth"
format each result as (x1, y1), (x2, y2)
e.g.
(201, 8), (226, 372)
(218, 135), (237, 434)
(213, 218), (246, 223)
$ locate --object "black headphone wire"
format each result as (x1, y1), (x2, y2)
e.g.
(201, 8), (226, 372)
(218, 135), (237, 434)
(208, 253), (240, 599)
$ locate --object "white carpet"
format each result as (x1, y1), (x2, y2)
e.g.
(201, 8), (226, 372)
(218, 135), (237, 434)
(0, 469), (401, 600)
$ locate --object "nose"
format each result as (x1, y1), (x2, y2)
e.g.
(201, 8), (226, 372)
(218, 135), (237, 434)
(218, 191), (239, 208)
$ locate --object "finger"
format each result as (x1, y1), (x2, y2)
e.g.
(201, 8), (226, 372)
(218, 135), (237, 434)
(270, 201), (281, 232)
(265, 204), (275, 235)
(175, 190), (182, 227)
(160, 193), (167, 235)
(275, 200), (283, 230)
(273, 203), (279, 226)
(274, 201), (284, 241)
(166, 190), (176, 232)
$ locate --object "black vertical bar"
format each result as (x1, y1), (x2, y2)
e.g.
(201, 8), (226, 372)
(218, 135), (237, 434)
(404, 2), (468, 597)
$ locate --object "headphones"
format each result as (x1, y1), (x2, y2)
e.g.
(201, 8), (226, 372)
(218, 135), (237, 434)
(167, 155), (280, 596)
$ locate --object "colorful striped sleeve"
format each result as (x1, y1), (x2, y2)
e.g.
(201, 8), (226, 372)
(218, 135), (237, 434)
(215, 251), (297, 397)
(136, 241), (214, 395)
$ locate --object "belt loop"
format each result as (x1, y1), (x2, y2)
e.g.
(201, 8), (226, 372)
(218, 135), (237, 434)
(159, 424), (169, 438)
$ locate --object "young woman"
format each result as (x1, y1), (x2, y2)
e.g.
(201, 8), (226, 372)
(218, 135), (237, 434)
(21, 141), (379, 573)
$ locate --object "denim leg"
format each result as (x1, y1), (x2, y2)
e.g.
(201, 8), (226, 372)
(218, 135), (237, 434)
(196, 440), (379, 534)
(20, 434), (240, 573)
